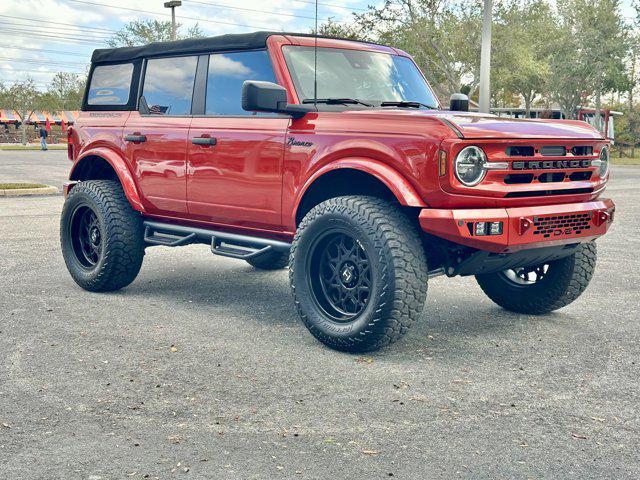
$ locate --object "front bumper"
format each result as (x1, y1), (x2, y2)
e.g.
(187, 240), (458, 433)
(419, 198), (615, 253)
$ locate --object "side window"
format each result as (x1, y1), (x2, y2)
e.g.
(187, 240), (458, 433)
(142, 56), (198, 115)
(87, 63), (133, 106)
(205, 50), (276, 115)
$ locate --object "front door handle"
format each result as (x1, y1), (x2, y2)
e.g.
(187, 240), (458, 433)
(191, 136), (217, 146)
(124, 134), (147, 143)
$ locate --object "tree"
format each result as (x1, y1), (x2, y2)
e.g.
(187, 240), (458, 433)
(549, 0), (628, 123)
(107, 19), (205, 47)
(492, 0), (555, 116)
(47, 72), (86, 110)
(0, 78), (58, 145)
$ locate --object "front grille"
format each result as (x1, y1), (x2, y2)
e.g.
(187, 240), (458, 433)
(504, 187), (593, 198)
(533, 213), (591, 238)
(504, 173), (534, 184)
(506, 146), (535, 157)
(540, 146), (567, 156)
(538, 172), (566, 183)
(569, 171), (592, 181)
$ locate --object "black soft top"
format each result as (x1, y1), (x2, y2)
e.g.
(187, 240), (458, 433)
(91, 31), (369, 64)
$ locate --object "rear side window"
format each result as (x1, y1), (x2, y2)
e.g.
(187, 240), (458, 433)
(142, 56), (198, 115)
(205, 50), (276, 115)
(87, 63), (134, 106)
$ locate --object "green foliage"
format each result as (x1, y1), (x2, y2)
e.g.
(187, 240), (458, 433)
(319, 0), (631, 126)
(107, 19), (205, 47)
(492, 0), (554, 114)
(0, 78), (59, 144)
(46, 72), (86, 110)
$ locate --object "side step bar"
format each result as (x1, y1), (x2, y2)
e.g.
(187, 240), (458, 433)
(143, 220), (291, 261)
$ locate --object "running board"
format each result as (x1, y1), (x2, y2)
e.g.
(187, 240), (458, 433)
(143, 221), (291, 261)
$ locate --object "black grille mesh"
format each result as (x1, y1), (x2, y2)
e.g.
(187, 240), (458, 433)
(533, 213), (591, 238)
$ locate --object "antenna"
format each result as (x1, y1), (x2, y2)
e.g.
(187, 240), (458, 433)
(313, 0), (318, 107)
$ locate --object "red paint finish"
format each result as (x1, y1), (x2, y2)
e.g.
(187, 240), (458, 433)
(124, 112), (190, 215)
(70, 34), (615, 254)
(419, 199), (615, 253)
(187, 116), (289, 230)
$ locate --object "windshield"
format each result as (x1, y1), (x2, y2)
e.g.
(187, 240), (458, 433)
(282, 46), (439, 108)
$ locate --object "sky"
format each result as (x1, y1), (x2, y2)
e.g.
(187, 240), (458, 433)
(0, 0), (636, 92)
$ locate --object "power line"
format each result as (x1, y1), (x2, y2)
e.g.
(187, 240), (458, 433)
(66, 0), (277, 30)
(287, 0), (368, 12)
(0, 14), (117, 33)
(0, 45), (91, 57)
(0, 21), (112, 38)
(182, 0), (331, 21)
(0, 57), (88, 67)
(0, 68), (85, 74)
(0, 29), (109, 45)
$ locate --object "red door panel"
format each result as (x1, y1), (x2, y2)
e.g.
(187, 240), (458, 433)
(124, 112), (191, 215)
(187, 117), (289, 230)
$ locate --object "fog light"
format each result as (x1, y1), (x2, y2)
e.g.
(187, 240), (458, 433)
(474, 221), (503, 236)
(475, 222), (487, 235)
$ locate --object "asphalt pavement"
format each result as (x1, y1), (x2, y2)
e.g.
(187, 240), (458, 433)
(0, 150), (638, 479)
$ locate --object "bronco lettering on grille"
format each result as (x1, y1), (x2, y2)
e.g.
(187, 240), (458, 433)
(512, 160), (592, 170)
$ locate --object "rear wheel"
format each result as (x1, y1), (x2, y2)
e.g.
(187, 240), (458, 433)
(60, 180), (145, 292)
(475, 242), (597, 314)
(289, 196), (428, 352)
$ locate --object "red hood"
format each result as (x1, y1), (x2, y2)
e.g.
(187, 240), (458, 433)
(339, 109), (604, 140)
(436, 112), (603, 140)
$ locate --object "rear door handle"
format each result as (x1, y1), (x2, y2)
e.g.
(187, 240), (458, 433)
(124, 134), (146, 143)
(191, 137), (217, 146)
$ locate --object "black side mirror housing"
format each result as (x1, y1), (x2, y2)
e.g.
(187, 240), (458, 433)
(242, 81), (313, 118)
(450, 93), (469, 112)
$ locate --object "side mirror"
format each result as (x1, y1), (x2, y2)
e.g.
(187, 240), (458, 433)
(242, 81), (313, 118)
(450, 93), (469, 112)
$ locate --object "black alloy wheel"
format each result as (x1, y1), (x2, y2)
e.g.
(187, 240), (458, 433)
(308, 231), (372, 321)
(70, 205), (103, 268)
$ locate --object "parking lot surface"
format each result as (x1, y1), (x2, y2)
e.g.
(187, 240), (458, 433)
(1, 151), (638, 479)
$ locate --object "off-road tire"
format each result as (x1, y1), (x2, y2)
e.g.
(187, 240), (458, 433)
(475, 242), (597, 314)
(289, 196), (429, 352)
(246, 250), (289, 270)
(61, 180), (145, 292)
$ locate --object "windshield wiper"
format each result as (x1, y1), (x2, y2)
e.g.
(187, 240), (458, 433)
(380, 101), (437, 109)
(302, 98), (374, 107)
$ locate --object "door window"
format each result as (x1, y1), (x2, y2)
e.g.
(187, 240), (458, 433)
(205, 50), (276, 115)
(142, 56), (198, 115)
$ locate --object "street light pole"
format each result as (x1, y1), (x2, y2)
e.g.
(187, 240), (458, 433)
(164, 1), (182, 41)
(478, 0), (493, 113)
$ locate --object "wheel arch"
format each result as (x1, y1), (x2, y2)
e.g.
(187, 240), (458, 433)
(70, 147), (145, 212)
(293, 158), (427, 226)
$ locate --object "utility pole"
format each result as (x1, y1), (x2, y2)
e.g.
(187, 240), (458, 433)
(478, 0), (493, 113)
(164, 1), (182, 41)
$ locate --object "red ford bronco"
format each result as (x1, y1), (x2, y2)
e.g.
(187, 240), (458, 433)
(61, 32), (615, 352)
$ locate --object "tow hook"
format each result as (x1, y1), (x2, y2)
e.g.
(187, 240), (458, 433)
(593, 210), (611, 227)
(518, 217), (533, 235)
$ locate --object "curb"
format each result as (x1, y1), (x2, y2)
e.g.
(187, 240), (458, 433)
(0, 185), (59, 197)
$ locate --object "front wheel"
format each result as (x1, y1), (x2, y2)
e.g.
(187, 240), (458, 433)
(475, 242), (597, 314)
(289, 196), (429, 352)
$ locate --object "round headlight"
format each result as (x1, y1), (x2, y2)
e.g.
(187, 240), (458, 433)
(455, 146), (487, 186)
(598, 146), (609, 177)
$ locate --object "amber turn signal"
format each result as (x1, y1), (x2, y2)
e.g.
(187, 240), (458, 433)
(438, 150), (447, 176)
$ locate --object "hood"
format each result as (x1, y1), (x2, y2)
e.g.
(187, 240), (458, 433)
(436, 112), (604, 140)
(339, 109), (604, 140)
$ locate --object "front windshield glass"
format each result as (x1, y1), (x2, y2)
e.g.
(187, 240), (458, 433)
(282, 46), (439, 108)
